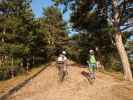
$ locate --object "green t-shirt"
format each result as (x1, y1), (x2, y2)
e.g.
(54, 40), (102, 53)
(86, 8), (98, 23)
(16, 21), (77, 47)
(89, 55), (96, 64)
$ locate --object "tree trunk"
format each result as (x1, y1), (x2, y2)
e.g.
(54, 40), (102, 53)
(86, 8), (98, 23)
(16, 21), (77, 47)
(112, 0), (132, 81)
(115, 32), (132, 81)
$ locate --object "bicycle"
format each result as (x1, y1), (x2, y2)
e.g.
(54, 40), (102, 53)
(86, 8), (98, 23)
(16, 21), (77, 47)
(81, 70), (95, 84)
(57, 61), (67, 82)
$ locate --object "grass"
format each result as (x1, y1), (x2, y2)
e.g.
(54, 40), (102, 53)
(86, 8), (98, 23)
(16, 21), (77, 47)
(102, 70), (124, 81)
(0, 65), (46, 95)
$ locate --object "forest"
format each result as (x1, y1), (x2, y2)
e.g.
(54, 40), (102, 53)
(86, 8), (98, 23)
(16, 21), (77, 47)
(0, 0), (133, 81)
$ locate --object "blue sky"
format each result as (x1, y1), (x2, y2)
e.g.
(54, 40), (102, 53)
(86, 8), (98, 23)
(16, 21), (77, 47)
(31, 0), (78, 36)
(31, 0), (70, 21)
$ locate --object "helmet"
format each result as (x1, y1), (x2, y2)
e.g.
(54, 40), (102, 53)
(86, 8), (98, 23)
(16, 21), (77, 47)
(89, 49), (94, 54)
(62, 51), (66, 55)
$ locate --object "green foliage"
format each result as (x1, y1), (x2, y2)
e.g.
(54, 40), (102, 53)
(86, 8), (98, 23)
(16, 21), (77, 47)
(0, 1), (69, 80)
(53, 0), (116, 63)
(0, 0), (34, 56)
(8, 44), (30, 57)
(41, 6), (69, 57)
(52, 0), (122, 67)
(0, 0), (41, 80)
(0, 57), (24, 80)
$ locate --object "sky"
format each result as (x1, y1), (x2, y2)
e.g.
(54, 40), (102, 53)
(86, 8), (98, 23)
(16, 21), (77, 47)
(31, 0), (70, 21)
(31, 0), (78, 36)
(31, 0), (52, 17)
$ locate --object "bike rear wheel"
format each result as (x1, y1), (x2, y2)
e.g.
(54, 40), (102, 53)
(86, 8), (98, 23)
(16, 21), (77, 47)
(59, 70), (65, 81)
(58, 63), (65, 82)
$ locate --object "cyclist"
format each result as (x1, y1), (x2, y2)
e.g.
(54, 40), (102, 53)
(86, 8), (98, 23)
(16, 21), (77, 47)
(57, 51), (67, 81)
(87, 49), (97, 79)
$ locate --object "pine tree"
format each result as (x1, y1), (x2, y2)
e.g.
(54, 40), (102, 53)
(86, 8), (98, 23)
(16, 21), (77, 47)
(39, 6), (69, 59)
(53, 0), (133, 80)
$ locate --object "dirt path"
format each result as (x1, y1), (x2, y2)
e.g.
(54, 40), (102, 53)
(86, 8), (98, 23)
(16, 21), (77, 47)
(7, 61), (133, 100)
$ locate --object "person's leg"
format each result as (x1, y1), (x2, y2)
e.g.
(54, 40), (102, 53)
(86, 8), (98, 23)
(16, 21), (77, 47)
(58, 64), (63, 81)
(92, 64), (96, 79)
(89, 64), (94, 79)
(63, 63), (67, 77)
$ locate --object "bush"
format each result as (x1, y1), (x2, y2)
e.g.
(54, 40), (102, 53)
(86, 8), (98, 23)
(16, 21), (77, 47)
(0, 58), (25, 80)
(78, 49), (88, 64)
(104, 53), (123, 72)
(0, 68), (9, 80)
(8, 44), (30, 58)
(65, 46), (79, 62)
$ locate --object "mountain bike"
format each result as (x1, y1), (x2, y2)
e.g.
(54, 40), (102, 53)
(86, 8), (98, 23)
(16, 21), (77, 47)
(57, 62), (67, 82)
(81, 70), (95, 85)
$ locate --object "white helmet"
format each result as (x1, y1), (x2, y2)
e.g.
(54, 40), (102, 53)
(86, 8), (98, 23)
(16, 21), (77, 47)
(62, 51), (66, 55)
(89, 49), (94, 53)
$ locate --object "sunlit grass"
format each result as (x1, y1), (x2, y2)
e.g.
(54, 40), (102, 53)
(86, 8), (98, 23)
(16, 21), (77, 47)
(0, 65), (45, 94)
(102, 70), (124, 81)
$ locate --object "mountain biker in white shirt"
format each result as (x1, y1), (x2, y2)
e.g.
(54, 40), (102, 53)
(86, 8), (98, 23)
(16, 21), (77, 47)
(57, 51), (68, 81)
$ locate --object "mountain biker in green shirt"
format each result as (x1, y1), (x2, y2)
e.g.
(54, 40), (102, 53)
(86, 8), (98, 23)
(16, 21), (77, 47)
(87, 49), (97, 79)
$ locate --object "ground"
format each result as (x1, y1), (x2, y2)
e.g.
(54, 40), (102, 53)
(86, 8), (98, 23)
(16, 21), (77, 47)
(7, 61), (133, 100)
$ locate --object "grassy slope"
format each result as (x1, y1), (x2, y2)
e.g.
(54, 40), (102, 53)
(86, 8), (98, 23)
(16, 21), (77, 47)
(0, 65), (44, 94)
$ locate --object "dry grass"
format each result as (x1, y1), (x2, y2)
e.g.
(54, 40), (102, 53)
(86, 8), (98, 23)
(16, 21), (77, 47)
(112, 82), (133, 100)
(0, 65), (44, 94)
(7, 62), (125, 100)
(102, 70), (124, 81)
(6, 61), (133, 100)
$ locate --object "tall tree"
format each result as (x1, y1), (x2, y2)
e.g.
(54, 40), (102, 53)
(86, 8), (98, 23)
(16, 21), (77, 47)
(53, 0), (133, 80)
(0, 0), (35, 65)
(111, 0), (132, 80)
(42, 6), (69, 56)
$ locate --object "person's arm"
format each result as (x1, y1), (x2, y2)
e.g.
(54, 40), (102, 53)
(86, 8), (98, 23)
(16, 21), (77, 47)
(86, 60), (90, 65)
(93, 55), (97, 64)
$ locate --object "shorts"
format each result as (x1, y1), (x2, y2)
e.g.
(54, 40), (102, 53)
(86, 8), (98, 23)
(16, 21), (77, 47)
(89, 63), (96, 72)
